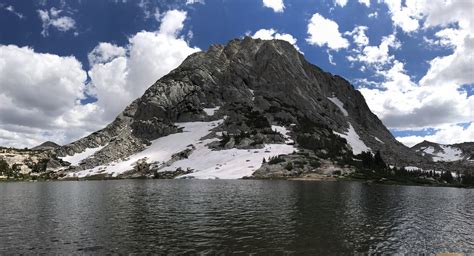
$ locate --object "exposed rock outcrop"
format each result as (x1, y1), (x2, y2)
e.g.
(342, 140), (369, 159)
(51, 37), (468, 178)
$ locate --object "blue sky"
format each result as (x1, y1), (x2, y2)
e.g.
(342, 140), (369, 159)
(0, 0), (473, 148)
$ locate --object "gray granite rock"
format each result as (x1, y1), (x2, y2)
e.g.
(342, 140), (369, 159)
(57, 37), (463, 174)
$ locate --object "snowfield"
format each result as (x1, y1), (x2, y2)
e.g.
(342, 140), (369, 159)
(333, 123), (371, 155)
(163, 143), (295, 179)
(68, 120), (296, 179)
(203, 107), (220, 116)
(60, 145), (106, 166)
(327, 96), (348, 116)
(421, 145), (464, 162)
(69, 120), (223, 178)
(327, 98), (371, 155)
(271, 125), (294, 144)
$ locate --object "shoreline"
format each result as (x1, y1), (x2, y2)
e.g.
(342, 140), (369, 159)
(288, 173), (338, 181)
(1, 175), (473, 189)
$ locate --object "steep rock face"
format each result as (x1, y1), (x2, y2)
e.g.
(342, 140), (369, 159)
(57, 37), (427, 173)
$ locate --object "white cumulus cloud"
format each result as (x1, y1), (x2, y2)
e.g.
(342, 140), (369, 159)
(0, 45), (89, 147)
(88, 43), (127, 65)
(396, 123), (474, 147)
(348, 33), (400, 69)
(345, 25), (369, 48)
(358, 0), (474, 147)
(334, 0), (348, 7)
(306, 13), (349, 50)
(262, 0), (285, 13)
(359, 60), (474, 149)
(382, 0), (423, 33)
(420, 33), (474, 88)
(158, 9), (187, 36)
(360, 60), (474, 131)
(0, 9), (200, 148)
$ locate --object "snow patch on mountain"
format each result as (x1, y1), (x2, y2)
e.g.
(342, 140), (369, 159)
(163, 143), (296, 179)
(374, 136), (384, 144)
(68, 119), (296, 179)
(69, 120), (223, 178)
(422, 145), (463, 162)
(249, 89), (255, 100)
(203, 107), (220, 116)
(327, 96), (348, 116)
(334, 123), (370, 155)
(271, 125), (294, 143)
(60, 145), (106, 166)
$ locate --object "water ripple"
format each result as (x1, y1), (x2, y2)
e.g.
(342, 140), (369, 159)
(0, 180), (472, 254)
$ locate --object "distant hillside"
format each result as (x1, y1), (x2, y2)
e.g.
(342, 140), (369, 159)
(412, 140), (474, 162)
(32, 141), (61, 151)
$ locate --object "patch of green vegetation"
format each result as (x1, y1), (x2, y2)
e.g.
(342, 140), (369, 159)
(0, 159), (8, 171)
(309, 159), (321, 168)
(461, 173), (474, 186)
(295, 117), (350, 161)
(245, 110), (270, 129)
(292, 117), (472, 187)
(347, 151), (474, 187)
(219, 132), (231, 147)
(268, 155), (286, 165)
(292, 160), (307, 168)
(31, 159), (49, 173)
(0, 159), (23, 179)
(234, 131), (251, 144)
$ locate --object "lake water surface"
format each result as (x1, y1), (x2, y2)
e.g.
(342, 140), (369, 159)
(0, 180), (473, 254)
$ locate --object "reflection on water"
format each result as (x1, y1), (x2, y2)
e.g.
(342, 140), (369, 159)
(0, 180), (472, 254)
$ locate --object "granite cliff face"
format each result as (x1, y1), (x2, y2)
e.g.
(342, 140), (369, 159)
(54, 37), (443, 178)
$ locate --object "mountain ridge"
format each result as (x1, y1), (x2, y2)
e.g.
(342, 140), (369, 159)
(32, 141), (61, 151)
(53, 37), (435, 178)
(412, 140), (474, 162)
(3, 37), (472, 180)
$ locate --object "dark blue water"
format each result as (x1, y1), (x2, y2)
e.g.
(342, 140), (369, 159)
(0, 180), (473, 254)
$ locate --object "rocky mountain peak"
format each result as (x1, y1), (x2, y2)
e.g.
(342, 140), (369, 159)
(412, 140), (442, 150)
(53, 37), (456, 178)
(32, 141), (61, 151)
(412, 140), (474, 165)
